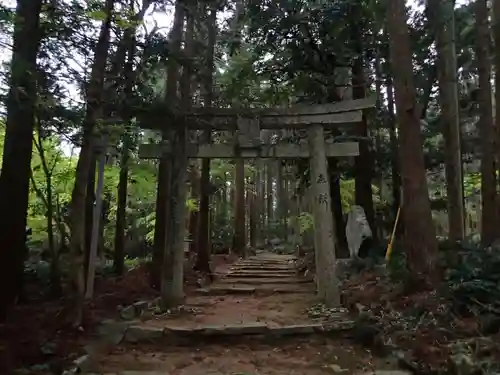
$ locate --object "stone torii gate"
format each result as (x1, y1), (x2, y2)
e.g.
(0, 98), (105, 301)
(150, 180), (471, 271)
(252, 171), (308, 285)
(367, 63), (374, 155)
(137, 97), (375, 306)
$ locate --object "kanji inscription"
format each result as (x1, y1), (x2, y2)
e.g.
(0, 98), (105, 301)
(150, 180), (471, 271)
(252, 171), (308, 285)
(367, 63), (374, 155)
(318, 193), (328, 205)
(317, 173), (327, 184)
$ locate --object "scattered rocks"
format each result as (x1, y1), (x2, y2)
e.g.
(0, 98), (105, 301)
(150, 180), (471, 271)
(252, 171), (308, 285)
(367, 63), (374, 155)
(74, 354), (92, 372)
(327, 363), (348, 373)
(97, 319), (136, 345)
(151, 304), (202, 316)
(60, 354), (93, 375)
(123, 326), (164, 343)
(119, 305), (136, 320)
(307, 303), (350, 321)
(119, 300), (152, 321)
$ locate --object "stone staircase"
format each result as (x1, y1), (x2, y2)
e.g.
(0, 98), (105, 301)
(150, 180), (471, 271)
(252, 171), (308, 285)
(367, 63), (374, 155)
(196, 253), (315, 296)
(79, 253), (370, 375)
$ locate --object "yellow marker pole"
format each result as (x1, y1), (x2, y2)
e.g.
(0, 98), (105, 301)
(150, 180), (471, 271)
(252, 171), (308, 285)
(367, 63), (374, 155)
(385, 206), (401, 261)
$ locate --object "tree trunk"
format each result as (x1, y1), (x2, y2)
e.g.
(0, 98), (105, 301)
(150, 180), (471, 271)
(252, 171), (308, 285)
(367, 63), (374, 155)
(328, 160), (348, 257)
(493, 0), (500, 234)
(277, 163), (287, 239)
(427, 0), (465, 242)
(151, 0), (184, 290)
(351, 4), (377, 242)
(249, 187), (257, 248)
(114, 140), (128, 276)
(256, 159), (265, 246)
(0, 0), (43, 318)
(232, 159), (246, 255)
(84, 154), (96, 279)
(114, 0), (146, 276)
(85, 142), (107, 299)
(386, 78), (401, 220)
(160, 0), (193, 308)
(68, 0), (115, 326)
(228, 0), (246, 256)
(195, 2), (217, 276)
(475, 0), (499, 246)
(188, 167), (199, 253)
(265, 131), (274, 234)
(386, 0), (438, 280)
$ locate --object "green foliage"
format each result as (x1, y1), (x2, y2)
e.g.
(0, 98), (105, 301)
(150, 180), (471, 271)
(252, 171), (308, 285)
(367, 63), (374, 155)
(287, 212), (314, 234)
(297, 212), (314, 234)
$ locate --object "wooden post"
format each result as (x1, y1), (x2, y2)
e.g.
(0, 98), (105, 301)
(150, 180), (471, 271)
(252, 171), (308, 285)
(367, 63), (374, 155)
(308, 124), (340, 307)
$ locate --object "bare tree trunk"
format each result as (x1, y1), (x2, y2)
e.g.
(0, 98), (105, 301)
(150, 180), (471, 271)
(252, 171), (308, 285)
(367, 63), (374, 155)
(277, 163), (286, 239)
(328, 160), (348, 257)
(0, 0), (43, 318)
(160, 0), (194, 308)
(188, 167), (200, 253)
(427, 0), (465, 242)
(265, 131), (274, 235)
(254, 159), (264, 246)
(68, 0), (115, 326)
(114, 0), (148, 276)
(83, 153), (97, 281)
(475, 0), (499, 246)
(85, 140), (107, 299)
(151, 0), (184, 290)
(351, 4), (377, 241)
(386, 0), (438, 280)
(232, 159), (246, 255)
(195, 1), (217, 276)
(249, 186), (257, 248)
(493, 0), (500, 233)
(386, 78), (401, 220)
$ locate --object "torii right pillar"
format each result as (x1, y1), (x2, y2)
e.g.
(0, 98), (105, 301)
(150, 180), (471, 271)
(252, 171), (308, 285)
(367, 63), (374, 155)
(308, 124), (340, 307)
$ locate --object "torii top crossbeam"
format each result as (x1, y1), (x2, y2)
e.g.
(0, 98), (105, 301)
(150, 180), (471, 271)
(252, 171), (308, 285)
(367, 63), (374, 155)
(136, 97), (376, 131)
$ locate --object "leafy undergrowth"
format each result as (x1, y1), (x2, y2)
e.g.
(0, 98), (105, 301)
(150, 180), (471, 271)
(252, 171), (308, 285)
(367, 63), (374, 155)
(0, 254), (237, 374)
(338, 242), (500, 375)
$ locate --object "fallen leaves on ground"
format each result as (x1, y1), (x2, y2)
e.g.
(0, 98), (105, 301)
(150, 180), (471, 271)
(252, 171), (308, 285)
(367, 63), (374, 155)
(340, 265), (500, 374)
(0, 254), (237, 374)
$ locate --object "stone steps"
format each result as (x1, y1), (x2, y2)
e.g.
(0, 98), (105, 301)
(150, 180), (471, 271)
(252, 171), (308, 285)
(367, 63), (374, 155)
(195, 285), (314, 296)
(202, 253), (313, 295)
(227, 268), (296, 273)
(225, 272), (298, 278)
(241, 258), (296, 264)
(122, 320), (355, 344)
(229, 265), (295, 271)
(226, 269), (297, 277)
(217, 276), (313, 284)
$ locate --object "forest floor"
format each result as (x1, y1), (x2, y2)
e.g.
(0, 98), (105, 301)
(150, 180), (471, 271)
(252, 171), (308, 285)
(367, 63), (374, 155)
(0, 254), (237, 375)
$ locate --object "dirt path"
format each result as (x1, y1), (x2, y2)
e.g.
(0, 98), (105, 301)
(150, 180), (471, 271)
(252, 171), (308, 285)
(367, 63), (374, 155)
(86, 253), (403, 375)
